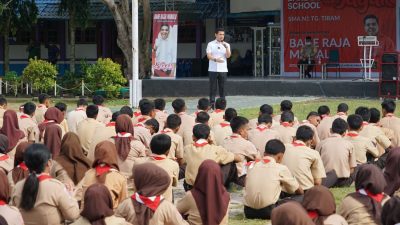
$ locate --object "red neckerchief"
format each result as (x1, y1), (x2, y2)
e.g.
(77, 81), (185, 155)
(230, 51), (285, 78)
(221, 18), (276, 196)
(134, 112), (142, 117)
(256, 125), (268, 132)
(246, 158), (271, 166)
(106, 122), (116, 127)
(151, 155), (166, 161)
(307, 210), (319, 219)
(135, 123), (144, 128)
(137, 117), (147, 123)
(385, 113), (395, 118)
(292, 141), (305, 147)
(281, 122), (292, 127)
(43, 120), (55, 124)
(358, 189), (384, 203)
(363, 122), (369, 126)
(230, 134), (241, 139)
(321, 114), (329, 120)
(115, 132), (132, 138)
(131, 193), (163, 211)
(20, 114), (30, 119)
(0, 154), (9, 161)
(346, 132), (359, 137)
(95, 164), (111, 176)
(37, 174), (52, 182)
(214, 109), (224, 113)
(18, 162), (28, 171)
(337, 112), (346, 116)
(193, 139), (208, 147)
(37, 104), (46, 109)
(161, 128), (172, 134)
(0, 200), (6, 206)
(178, 112), (186, 116)
(220, 122), (230, 128)
(75, 107), (85, 111)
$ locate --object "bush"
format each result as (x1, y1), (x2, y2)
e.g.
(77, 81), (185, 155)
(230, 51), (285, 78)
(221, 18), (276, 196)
(4, 71), (21, 96)
(22, 58), (57, 93)
(84, 58), (126, 98)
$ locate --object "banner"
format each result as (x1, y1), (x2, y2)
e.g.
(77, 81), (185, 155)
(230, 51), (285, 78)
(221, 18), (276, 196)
(283, 0), (396, 72)
(151, 11), (178, 78)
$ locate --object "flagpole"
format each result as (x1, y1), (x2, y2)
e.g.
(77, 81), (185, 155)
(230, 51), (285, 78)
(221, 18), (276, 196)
(131, 0), (140, 108)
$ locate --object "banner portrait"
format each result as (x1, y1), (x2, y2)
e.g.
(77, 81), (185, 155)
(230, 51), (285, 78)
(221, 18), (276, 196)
(283, 0), (396, 73)
(151, 11), (178, 79)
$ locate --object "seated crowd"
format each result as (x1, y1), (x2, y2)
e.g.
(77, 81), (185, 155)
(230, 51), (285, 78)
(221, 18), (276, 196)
(0, 94), (400, 225)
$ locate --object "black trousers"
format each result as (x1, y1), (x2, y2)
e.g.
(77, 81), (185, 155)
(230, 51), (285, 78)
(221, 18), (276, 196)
(209, 72), (226, 104)
(297, 59), (315, 78)
(244, 205), (275, 220)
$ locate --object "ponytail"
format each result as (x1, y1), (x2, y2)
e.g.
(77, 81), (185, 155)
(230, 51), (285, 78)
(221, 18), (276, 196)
(20, 172), (39, 210)
(19, 144), (51, 211)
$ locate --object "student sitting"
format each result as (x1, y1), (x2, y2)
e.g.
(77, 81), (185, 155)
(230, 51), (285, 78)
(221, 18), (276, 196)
(209, 98), (227, 127)
(316, 105), (334, 141)
(173, 99), (196, 147)
(154, 98), (168, 132)
(72, 183), (129, 225)
(248, 104), (277, 130)
(273, 100), (299, 126)
(11, 144), (80, 225)
(177, 160), (230, 225)
(212, 108), (236, 146)
(183, 124), (241, 191)
(243, 139), (302, 220)
(248, 114), (281, 156)
(333, 103), (349, 120)
(271, 201), (314, 225)
(338, 164), (389, 225)
(115, 163), (188, 225)
(300, 111), (321, 148)
(222, 116), (259, 180)
(316, 118), (357, 188)
(345, 114), (379, 164)
(160, 114), (184, 164)
(273, 111), (297, 144)
(302, 186), (348, 225)
(381, 196), (400, 225)
(282, 126), (326, 191)
(135, 134), (179, 203)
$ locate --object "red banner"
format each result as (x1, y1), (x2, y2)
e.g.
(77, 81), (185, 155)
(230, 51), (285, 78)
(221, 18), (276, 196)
(151, 11), (178, 79)
(283, 0), (396, 72)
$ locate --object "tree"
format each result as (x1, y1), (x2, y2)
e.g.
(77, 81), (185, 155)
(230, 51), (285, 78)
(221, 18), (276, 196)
(101, 0), (152, 79)
(0, 0), (38, 74)
(59, 0), (90, 74)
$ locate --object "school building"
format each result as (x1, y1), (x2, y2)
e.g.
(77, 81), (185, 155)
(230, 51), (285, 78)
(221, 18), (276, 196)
(0, 0), (282, 77)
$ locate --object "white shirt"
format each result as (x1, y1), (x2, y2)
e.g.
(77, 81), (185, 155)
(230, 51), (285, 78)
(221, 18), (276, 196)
(207, 40), (230, 72)
(67, 108), (87, 134)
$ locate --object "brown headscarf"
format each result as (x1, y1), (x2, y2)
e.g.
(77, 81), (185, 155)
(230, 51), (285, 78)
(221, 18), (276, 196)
(349, 164), (386, 224)
(80, 183), (114, 225)
(271, 201), (315, 225)
(0, 170), (10, 203)
(302, 186), (336, 225)
(38, 107), (64, 141)
(55, 133), (91, 185)
(0, 134), (8, 154)
(381, 196), (400, 225)
(0, 110), (25, 152)
(114, 115), (134, 161)
(44, 124), (62, 158)
(132, 163), (170, 225)
(93, 141), (119, 183)
(11, 142), (31, 184)
(384, 147), (400, 196)
(191, 160), (230, 225)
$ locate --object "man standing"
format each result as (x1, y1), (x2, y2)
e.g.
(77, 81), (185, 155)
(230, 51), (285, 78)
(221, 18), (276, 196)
(207, 28), (231, 107)
(297, 36), (318, 78)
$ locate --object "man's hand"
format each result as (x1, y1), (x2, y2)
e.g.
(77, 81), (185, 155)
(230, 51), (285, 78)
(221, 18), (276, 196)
(216, 58), (225, 63)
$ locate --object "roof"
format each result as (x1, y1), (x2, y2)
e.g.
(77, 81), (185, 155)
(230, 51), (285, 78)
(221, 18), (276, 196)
(36, 0), (225, 20)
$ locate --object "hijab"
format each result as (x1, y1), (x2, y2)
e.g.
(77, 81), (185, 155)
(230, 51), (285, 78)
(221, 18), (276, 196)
(349, 164), (387, 224)
(131, 163), (170, 225)
(0, 134), (8, 154)
(80, 183), (114, 225)
(11, 142), (31, 184)
(0, 171), (10, 203)
(0, 110), (25, 152)
(381, 196), (400, 225)
(43, 124), (62, 158)
(384, 147), (400, 196)
(55, 132), (91, 185)
(38, 107), (64, 141)
(114, 115), (134, 161)
(271, 201), (315, 225)
(191, 160), (230, 225)
(93, 141), (119, 183)
(302, 186), (336, 225)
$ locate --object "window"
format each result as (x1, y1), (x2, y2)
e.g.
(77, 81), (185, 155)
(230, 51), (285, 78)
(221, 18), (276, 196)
(75, 27), (97, 44)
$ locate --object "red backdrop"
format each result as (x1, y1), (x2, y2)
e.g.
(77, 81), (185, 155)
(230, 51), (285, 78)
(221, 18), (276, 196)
(283, 0), (396, 72)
